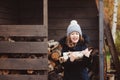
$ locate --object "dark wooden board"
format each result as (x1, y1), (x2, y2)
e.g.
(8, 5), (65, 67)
(0, 42), (47, 53)
(0, 58), (48, 70)
(49, 19), (98, 30)
(49, 7), (98, 18)
(0, 75), (47, 80)
(49, 0), (96, 8)
(0, 25), (47, 37)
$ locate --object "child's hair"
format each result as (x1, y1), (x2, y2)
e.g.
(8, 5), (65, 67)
(66, 34), (84, 47)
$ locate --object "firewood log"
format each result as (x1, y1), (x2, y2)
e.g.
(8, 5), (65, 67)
(48, 60), (55, 72)
(2, 70), (9, 75)
(28, 55), (38, 59)
(48, 70), (63, 80)
(48, 48), (51, 55)
(10, 71), (21, 75)
(0, 70), (2, 75)
(27, 69), (34, 74)
(51, 50), (61, 61)
(48, 40), (59, 51)
(59, 48), (93, 63)
(0, 55), (8, 59)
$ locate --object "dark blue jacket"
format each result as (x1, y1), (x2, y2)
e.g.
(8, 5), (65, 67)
(59, 34), (91, 80)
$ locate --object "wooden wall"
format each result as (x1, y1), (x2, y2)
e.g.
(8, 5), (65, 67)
(0, 0), (18, 24)
(18, 0), (43, 24)
(48, 0), (99, 48)
(0, 0), (43, 25)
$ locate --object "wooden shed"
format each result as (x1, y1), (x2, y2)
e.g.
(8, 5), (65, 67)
(0, 0), (105, 80)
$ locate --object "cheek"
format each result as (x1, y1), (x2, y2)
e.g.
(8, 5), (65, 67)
(70, 36), (79, 43)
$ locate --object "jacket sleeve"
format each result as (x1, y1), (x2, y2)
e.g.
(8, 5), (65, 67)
(82, 54), (92, 69)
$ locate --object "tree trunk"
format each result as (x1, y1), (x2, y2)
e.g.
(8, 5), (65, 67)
(112, 0), (118, 42)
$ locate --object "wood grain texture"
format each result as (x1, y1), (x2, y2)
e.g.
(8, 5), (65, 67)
(0, 42), (47, 53)
(0, 75), (47, 80)
(0, 25), (47, 37)
(0, 58), (48, 70)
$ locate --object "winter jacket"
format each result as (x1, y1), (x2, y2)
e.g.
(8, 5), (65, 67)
(59, 34), (91, 80)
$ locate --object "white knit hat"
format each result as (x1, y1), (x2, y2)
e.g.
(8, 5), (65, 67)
(67, 20), (82, 36)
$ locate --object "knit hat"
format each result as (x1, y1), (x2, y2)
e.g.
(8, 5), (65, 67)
(67, 20), (82, 36)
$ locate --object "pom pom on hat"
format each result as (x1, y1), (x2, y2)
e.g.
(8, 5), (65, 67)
(70, 20), (78, 25)
(67, 20), (82, 36)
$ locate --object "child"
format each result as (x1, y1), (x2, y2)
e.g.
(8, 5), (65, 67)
(59, 20), (92, 80)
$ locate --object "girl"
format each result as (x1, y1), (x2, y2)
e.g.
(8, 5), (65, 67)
(59, 20), (92, 80)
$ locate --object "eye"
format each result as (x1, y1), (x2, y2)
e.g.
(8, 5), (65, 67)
(71, 33), (74, 35)
(76, 32), (79, 35)
(70, 32), (75, 35)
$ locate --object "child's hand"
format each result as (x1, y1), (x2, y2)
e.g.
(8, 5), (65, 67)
(82, 48), (92, 57)
(69, 53), (78, 62)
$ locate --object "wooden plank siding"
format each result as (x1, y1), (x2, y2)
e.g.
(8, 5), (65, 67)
(49, 19), (98, 30)
(48, 0), (99, 48)
(0, 42), (47, 54)
(0, 0), (18, 24)
(17, 0), (43, 25)
(0, 25), (47, 37)
(0, 58), (47, 70)
(48, 0), (96, 8)
(0, 75), (47, 80)
(0, 0), (43, 25)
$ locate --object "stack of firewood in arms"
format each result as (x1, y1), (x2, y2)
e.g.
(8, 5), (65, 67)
(48, 40), (63, 80)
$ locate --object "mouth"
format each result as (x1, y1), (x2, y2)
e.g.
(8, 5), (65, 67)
(73, 37), (78, 40)
(72, 38), (79, 42)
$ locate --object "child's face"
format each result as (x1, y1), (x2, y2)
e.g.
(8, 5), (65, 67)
(70, 32), (79, 43)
